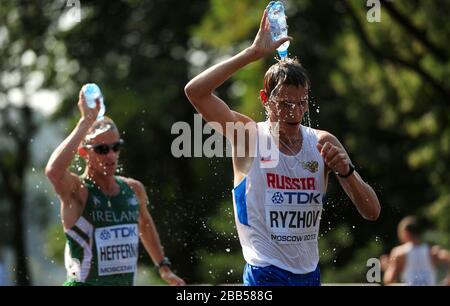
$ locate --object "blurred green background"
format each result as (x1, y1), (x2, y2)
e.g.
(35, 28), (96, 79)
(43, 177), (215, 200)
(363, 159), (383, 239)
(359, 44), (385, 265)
(1, 0), (449, 285)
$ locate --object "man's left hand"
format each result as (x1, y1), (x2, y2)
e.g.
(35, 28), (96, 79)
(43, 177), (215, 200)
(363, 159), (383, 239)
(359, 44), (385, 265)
(159, 266), (186, 286)
(317, 142), (350, 176)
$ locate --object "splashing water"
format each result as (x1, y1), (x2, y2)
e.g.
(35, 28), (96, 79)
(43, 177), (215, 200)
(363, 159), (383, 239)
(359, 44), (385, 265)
(303, 110), (312, 128)
(115, 162), (124, 175)
(73, 155), (85, 174)
(85, 123), (114, 142)
(264, 68), (317, 129)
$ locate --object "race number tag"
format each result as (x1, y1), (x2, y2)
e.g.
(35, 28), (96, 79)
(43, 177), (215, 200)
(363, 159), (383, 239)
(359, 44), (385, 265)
(95, 224), (139, 276)
(265, 189), (323, 244)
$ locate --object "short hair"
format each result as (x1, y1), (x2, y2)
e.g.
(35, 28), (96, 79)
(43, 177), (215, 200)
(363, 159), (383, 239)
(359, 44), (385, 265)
(83, 116), (119, 144)
(263, 58), (311, 98)
(398, 216), (423, 237)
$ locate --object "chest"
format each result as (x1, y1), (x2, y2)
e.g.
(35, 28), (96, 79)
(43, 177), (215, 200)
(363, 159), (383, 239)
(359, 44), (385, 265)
(84, 188), (140, 227)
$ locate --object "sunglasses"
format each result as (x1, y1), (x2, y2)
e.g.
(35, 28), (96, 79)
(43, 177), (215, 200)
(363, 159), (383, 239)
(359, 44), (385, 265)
(85, 139), (124, 155)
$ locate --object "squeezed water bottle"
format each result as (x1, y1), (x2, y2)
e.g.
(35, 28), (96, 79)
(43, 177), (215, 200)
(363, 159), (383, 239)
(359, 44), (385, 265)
(267, 1), (290, 59)
(82, 83), (105, 120)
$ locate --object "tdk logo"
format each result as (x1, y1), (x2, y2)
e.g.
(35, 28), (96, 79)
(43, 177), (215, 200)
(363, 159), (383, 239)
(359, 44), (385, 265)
(110, 226), (137, 239)
(100, 230), (111, 241)
(271, 192), (322, 205)
(272, 192), (284, 204)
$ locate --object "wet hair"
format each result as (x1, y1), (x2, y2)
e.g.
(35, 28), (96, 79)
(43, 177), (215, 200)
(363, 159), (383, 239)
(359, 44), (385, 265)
(83, 116), (119, 145)
(398, 216), (423, 237)
(263, 58), (311, 98)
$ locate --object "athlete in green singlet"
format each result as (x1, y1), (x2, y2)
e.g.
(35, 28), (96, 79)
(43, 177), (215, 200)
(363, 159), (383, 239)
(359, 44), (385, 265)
(45, 90), (185, 286)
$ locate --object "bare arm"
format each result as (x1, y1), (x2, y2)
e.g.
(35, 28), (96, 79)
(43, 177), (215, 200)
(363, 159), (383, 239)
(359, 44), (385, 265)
(184, 48), (256, 134)
(317, 132), (381, 221)
(432, 246), (450, 266)
(431, 246), (450, 285)
(45, 92), (101, 229)
(125, 178), (185, 286)
(45, 91), (99, 197)
(184, 9), (290, 137)
(384, 249), (405, 285)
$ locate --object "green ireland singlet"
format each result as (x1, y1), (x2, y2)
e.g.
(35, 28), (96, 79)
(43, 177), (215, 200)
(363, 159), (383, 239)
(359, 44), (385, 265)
(64, 177), (140, 286)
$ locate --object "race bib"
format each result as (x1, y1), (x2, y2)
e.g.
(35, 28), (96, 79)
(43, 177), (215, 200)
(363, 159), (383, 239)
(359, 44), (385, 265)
(95, 224), (139, 276)
(265, 189), (323, 245)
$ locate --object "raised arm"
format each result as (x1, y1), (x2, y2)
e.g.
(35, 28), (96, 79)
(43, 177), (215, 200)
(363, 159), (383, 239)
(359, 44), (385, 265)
(45, 91), (99, 198)
(184, 9), (291, 137)
(317, 131), (381, 221)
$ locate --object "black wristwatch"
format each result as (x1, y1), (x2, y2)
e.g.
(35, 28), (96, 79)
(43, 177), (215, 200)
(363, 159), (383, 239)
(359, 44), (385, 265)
(156, 257), (172, 270)
(336, 162), (355, 178)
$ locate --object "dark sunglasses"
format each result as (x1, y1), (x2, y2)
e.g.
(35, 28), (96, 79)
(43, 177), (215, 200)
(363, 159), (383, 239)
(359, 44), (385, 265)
(85, 139), (124, 155)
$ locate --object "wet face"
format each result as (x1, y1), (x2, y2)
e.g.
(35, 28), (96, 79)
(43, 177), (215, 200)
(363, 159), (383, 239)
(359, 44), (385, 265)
(82, 129), (122, 177)
(265, 84), (308, 133)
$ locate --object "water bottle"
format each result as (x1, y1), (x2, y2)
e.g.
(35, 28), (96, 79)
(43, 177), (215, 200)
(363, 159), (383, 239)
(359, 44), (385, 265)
(82, 83), (105, 120)
(267, 1), (290, 59)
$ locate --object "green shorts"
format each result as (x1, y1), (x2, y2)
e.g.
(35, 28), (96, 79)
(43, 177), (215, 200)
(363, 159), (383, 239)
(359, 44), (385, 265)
(63, 280), (91, 286)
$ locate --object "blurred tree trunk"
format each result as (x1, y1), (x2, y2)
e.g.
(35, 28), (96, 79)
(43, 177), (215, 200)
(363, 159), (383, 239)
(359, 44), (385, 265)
(0, 105), (35, 285)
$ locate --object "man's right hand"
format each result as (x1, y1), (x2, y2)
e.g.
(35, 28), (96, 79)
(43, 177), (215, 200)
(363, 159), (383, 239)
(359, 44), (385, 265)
(248, 9), (292, 61)
(78, 89), (100, 123)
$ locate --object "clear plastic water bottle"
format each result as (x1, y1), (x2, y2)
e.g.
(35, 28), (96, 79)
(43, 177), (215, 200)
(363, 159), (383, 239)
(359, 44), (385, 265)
(82, 83), (105, 120)
(267, 1), (290, 59)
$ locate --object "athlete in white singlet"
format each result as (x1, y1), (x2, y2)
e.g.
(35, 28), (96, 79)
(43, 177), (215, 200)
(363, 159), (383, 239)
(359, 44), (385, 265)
(381, 216), (450, 286)
(185, 9), (381, 285)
